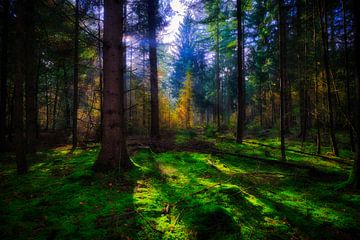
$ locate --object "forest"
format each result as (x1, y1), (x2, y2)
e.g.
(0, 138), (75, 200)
(0, 0), (360, 239)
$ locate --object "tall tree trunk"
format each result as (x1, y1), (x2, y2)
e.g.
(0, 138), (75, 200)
(14, 0), (35, 174)
(215, 19), (221, 131)
(148, 0), (160, 139)
(342, 0), (355, 151)
(279, 0), (287, 161)
(319, 0), (339, 156)
(0, 0), (9, 151)
(123, 0), (128, 136)
(63, 64), (71, 130)
(348, 0), (360, 189)
(313, 0), (321, 154)
(302, 0), (309, 144)
(236, 0), (245, 143)
(97, 2), (103, 141)
(72, 0), (79, 149)
(52, 78), (59, 130)
(45, 79), (49, 130)
(94, 0), (132, 172)
(25, 1), (37, 155)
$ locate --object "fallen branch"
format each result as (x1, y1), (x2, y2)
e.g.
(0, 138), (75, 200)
(244, 140), (353, 166)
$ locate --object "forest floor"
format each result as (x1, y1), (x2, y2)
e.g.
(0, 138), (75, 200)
(1, 129), (360, 239)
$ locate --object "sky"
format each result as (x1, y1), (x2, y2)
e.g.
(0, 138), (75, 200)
(161, 0), (187, 44)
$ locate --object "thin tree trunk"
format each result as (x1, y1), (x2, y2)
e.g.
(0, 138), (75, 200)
(302, 0), (309, 145)
(52, 78), (59, 130)
(94, 0), (132, 172)
(236, 0), (245, 143)
(319, 0), (339, 156)
(342, 0), (355, 151)
(215, 19), (221, 131)
(0, 0), (9, 151)
(123, 0), (128, 136)
(279, 0), (287, 161)
(313, 0), (321, 154)
(45, 79), (49, 130)
(35, 54), (41, 139)
(142, 50), (147, 129)
(148, 0), (160, 139)
(97, 2), (103, 141)
(72, 0), (79, 149)
(63, 64), (71, 129)
(348, 0), (360, 189)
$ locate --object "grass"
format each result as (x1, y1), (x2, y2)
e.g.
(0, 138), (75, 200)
(0, 133), (359, 239)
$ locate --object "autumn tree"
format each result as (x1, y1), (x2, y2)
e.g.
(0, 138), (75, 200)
(176, 71), (194, 129)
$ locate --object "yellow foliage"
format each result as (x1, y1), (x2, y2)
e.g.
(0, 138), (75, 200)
(175, 71), (194, 129)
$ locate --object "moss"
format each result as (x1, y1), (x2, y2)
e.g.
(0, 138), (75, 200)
(1, 137), (360, 239)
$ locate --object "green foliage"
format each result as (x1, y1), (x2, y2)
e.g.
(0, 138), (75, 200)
(204, 124), (217, 138)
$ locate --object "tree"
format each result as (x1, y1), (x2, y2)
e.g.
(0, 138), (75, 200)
(25, 0), (37, 155)
(147, 0), (160, 139)
(348, 0), (360, 189)
(0, 0), (9, 152)
(72, 0), (80, 150)
(93, 0), (132, 172)
(279, 0), (286, 161)
(236, 0), (245, 143)
(14, 0), (37, 174)
(175, 71), (193, 129)
(319, 0), (339, 156)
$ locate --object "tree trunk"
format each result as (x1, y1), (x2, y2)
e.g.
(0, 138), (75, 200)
(0, 0), (9, 151)
(319, 0), (339, 156)
(236, 0), (245, 143)
(348, 0), (360, 189)
(72, 0), (79, 149)
(97, 3), (103, 141)
(215, 19), (221, 131)
(148, 0), (160, 139)
(14, 0), (34, 174)
(93, 0), (132, 172)
(63, 64), (71, 129)
(25, 0), (37, 155)
(302, 0), (309, 144)
(342, 0), (355, 151)
(313, 0), (321, 154)
(279, 0), (287, 161)
(123, 0), (128, 137)
(52, 78), (59, 130)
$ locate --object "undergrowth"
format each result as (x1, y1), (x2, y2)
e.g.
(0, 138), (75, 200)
(0, 134), (359, 239)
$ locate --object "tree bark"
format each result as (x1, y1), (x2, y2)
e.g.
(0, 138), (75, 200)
(313, 0), (321, 154)
(236, 0), (245, 143)
(14, 0), (34, 174)
(25, 1), (37, 155)
(349, 0), (360, 189)
(72, 0), (79, 149)
(319, 0), (339, 156)
(215, 18), (221, 131)
(342, 0), (355, 151)
(0, 0), (9, 151)
(52, 77), (59, 130)
(279, 0), (287, 161)
(97, 4), (103, 141)
(93, 0), (132, 172)
(148, 0), (160, 139)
